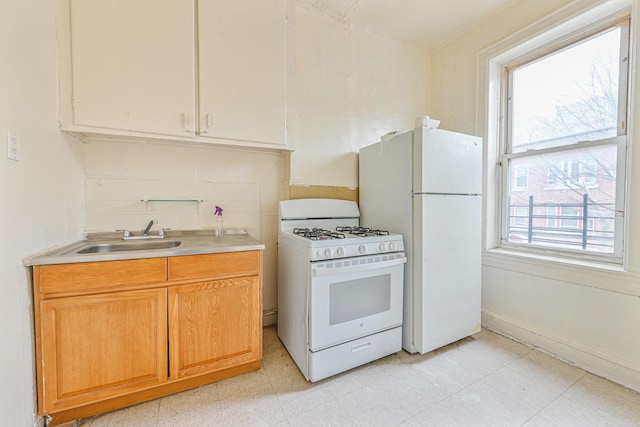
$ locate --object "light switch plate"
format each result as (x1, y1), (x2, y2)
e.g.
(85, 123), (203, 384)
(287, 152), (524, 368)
(7, 131), (20, 161)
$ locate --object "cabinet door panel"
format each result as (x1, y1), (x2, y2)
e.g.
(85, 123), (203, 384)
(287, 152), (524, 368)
(70, 0), (196, 136)
(169, 277), (262, 379)
(198, 0), (287, 145)
(40, 289), (168, 412)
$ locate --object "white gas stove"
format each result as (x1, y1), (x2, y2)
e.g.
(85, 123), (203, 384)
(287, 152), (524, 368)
(279, 226), (404, 261)
(277, 198), (406, 382)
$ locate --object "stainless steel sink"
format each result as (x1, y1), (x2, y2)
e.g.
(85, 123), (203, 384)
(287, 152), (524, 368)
(76, 240), (182, 254)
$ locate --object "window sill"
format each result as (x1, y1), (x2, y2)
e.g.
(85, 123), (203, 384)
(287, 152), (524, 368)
(483, 248), (640, 297)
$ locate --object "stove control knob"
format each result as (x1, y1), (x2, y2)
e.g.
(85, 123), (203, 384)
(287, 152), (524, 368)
(358, 245), (367, 254)
(324, 248), (333, 258)
(389, 242), (396, 251)
(337, 247), (345, 257)
(379, 243), (387, 252)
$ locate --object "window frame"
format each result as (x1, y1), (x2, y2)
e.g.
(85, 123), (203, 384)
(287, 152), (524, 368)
(498, 17), (630, 262)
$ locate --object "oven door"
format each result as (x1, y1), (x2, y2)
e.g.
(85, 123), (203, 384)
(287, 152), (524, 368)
(309, 253), (406, 351)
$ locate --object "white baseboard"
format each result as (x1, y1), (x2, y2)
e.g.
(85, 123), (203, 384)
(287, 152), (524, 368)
(482, 310), (640, 393)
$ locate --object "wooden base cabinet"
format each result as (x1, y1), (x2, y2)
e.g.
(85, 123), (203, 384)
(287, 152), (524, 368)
(33, 250), (263, 426)
(169, 276), (261, 379)
(168, 251), (263, 379)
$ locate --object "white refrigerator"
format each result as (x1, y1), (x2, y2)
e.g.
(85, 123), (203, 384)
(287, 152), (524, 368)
(359, 125), (482, 354)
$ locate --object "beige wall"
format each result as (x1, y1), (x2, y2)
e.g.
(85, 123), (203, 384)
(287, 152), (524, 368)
(292, 6), (431, 188)
(431, 0), (640, 392)
(431, 0), (575, 133)
(0, 0), (85, 425)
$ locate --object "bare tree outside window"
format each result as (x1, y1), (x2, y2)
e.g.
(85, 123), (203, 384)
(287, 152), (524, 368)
(503, 21), (628, 257)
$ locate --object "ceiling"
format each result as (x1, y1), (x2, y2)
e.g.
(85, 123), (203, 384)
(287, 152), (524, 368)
(296, 0), (518, 51)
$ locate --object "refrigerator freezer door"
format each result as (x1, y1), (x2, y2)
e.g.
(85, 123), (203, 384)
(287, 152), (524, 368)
(413, 193), (482, 354)
(414, 128), (482, 195)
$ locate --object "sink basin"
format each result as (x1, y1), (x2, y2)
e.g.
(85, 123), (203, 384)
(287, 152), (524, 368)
(76, 240), (182, 254)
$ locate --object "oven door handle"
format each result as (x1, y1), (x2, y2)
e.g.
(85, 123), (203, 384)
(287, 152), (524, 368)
(312, 256), (407, 276)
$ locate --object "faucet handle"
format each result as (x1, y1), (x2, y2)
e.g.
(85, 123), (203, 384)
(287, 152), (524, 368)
(116, 229), (131, 238)
(159, 228), (170, 237)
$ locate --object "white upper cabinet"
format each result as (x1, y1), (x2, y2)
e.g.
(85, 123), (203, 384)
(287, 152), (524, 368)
(197, 0), (287, 146)
(58, 0), (291, 150)
(68, 0), (197, 137)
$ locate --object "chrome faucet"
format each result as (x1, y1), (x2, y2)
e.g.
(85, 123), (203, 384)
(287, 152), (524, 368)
(142, 219), (158, 236)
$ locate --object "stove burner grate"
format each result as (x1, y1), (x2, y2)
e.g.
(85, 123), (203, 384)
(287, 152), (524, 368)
(335, 226), (390, 236)
(293, 228), (346, 240)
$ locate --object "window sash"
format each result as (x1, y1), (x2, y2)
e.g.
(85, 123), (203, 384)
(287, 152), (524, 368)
(501, 137), (625, 259)
(505, 18), (630, 154)
(500, 17), (629, 260)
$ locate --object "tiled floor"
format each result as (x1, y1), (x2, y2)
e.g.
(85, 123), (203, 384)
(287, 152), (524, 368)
(76, 326), (640, 426)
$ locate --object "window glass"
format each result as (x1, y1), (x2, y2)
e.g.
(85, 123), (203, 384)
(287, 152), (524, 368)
(514, 165), (529, 189)
(502, 20), (627, 258)
(507, 145), (617, 253)
(511, 28), (621, 154)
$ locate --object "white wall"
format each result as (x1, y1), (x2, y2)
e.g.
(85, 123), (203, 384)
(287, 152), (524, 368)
(0, 0), (85, 425)
(292, 6), (430, 188)
(432, 0), (640, 392)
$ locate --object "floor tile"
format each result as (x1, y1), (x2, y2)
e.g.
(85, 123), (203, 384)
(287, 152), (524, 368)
(271, 371), (336, 418)
(320, 365), (369, 398)
(76, 399), (160, 427)
(433, 331), (532, 384)
(261, 345), (302, 381)
(534, 373), (640, 426)
(377, 368), (450, 416)
(217, 369), (271, 400)
(415, 380), (536, 427)
(336, 384), (415, 426)
(286, 398), (357, 427)
(73, 328), (640, 427)
(217, 383), (286, 426)
(482, 351), (586, 413)
(156, 384), (221, 427)
(409, 350), (480, 395)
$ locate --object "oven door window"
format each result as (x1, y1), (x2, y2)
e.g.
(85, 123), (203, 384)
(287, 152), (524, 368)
(330, 275), (391, 325)
(309, 260), (403, 351)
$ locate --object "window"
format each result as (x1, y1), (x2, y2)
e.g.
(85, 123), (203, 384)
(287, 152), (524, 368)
(514, 165), (529, 189)
(560, 206), (579, 229)
(546, 206), (558, 228)
(582, 159), (598, 184)
(513, 205), (527, 227)
(502, 18), (628, 258)
(548, 159), (598, 187)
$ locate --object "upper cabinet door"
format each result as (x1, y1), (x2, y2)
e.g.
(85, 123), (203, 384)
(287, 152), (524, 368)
(69, 0), (196, 137)
(198, 0), (287, 146)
